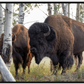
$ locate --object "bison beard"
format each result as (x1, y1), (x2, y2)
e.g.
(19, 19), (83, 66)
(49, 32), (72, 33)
(28, 15), (74, 74)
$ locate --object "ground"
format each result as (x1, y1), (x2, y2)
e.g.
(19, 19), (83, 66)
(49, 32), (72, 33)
(1, 55), (84, 82)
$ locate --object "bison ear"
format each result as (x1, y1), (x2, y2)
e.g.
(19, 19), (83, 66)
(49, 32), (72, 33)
(46, 26), (56, 41)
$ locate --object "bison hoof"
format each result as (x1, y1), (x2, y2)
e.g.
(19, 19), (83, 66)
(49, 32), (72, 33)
(61, 70), (66, 75)
(75, 67), (79, 72)
(23, 72), (26, 75)
(28, 71), (30, 74)
(15, 75), (19, 79)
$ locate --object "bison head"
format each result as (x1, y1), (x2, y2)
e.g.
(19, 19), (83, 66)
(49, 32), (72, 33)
(28, 22), (56, 64)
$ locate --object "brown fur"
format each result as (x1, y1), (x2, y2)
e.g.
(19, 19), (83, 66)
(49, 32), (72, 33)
(12, 24), (33, 76)
(45, 15), (84, 71)
(61, 15), (84, 70)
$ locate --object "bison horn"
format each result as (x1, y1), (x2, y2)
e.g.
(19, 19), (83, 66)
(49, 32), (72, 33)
(44, 26), (51, 37)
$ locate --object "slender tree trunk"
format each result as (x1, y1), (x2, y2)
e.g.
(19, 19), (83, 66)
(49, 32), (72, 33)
(1, 4), (15, 81)
(62, 3), (68, 16)
(48, 3), (52, 15)
(68, 3), (70, 17)
(82, 4), (84, 23)
(76, 4), (80, 21)
(0, 4), (3, 37)
(18, 3), (24, 24)
(54, 3), (58, 15)
(0, 56), (15, 81)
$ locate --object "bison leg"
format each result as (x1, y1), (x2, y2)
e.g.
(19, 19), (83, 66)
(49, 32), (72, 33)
(74, 55), (78, 67)
(61, 52), (74, 75)
(22, 62), (27, 74)
(76, 52), (83, 71)
(28, 62), (31, 74)
(23, 67), (26, 74)
(28, 66), (30, 74)
(15, 63), (20, 77)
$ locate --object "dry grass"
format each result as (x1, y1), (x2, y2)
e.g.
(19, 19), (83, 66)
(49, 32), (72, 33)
(1, 57), (84, 82)
(9, 57), (84, 82)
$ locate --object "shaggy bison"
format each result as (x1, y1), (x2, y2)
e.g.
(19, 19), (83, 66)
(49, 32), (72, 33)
(28, 15), (74, 74)
(50, 15), (84, 73)
(61, 15), (84, 71)
(12, 24), (33, 76)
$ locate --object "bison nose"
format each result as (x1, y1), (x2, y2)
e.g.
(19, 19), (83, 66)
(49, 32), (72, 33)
(30, 47), (37, 53)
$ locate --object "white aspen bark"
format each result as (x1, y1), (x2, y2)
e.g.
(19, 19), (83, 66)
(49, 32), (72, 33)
(0, 4), (3, 37)
(65, 3), (68, 16)
(82, 4), (84, 23)
(2, 4), (13, 67)
(0, 56), (15, 81)
(54, 3), (58, 15)
(68, 3), (70, 17)
(48, 3), (52, 15)
(62, 3), (68, 16)
(1, 4), (15, 81)
(76, 4), (80, 21)
(18, 3), (24, 24)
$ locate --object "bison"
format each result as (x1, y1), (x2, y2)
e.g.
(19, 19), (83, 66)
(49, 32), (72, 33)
(61, 15), (84, 71)
(28, 15), (74, 74)
(12, 24), (33, 76)
(50, 15), (84, 73)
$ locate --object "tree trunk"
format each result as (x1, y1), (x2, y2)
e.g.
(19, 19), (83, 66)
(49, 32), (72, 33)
(82, 4), (84, 23)
(76, 4), (80, 21)
(0, 56), (15, 81)
(48, 3), (52, 15)
(1, 3), (14, 81)
(18, 3), (24, 24)
(62, 3), (68, 16)
(68, 3), (70, 17)
(0, 4), (3, 37)
(54, 3), (58, 15)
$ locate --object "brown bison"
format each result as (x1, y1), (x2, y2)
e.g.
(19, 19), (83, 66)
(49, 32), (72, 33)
(61, 15), (84, 71)
(50, 15), (84, 73)
(12, 24), (33, 76)
(28, 15), (74, 74)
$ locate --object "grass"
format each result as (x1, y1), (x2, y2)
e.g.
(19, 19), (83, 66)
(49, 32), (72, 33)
(10, 61), (52, 82)
(9, 62), (84, 82)
(1, 57), (84, 82)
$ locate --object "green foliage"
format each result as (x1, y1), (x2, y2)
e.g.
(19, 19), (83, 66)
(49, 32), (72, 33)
(79, 4), (84, 23)
(54, 3), (62, 15)
(12, 3), (41, 26)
